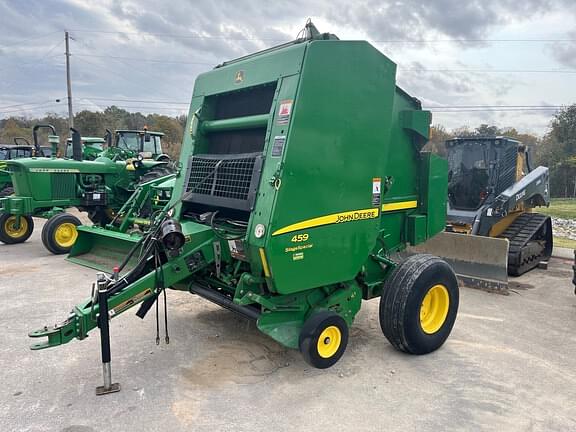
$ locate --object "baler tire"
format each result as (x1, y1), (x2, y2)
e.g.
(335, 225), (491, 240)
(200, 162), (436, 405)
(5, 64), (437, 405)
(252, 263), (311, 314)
(299, 311), (349, 369)
(379, 254), (459, 355)
(0, 213), (34, 244)
(41, 213), (81, 254)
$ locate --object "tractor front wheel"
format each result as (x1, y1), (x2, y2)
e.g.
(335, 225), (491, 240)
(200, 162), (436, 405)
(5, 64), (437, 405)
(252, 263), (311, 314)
(41, 213), (81, 254)
(0, 213), (34, 244)
(379, 254), (459, 355)
(299, 311), (349, 369)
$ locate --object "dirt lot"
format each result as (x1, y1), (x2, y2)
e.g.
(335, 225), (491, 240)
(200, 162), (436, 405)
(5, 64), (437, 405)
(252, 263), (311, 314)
(1, 218), (576, 432)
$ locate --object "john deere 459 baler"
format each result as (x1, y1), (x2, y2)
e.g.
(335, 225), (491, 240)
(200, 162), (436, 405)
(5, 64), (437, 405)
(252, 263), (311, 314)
(30, 23), (459, 391)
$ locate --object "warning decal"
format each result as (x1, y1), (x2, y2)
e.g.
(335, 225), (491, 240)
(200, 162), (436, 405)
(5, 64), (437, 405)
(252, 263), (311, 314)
(372, 177), (381, 206)
(277, 100), (293, 124)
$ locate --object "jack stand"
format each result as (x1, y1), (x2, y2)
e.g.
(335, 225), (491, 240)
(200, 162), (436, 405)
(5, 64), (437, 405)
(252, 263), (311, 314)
(95, 273), (120, 396)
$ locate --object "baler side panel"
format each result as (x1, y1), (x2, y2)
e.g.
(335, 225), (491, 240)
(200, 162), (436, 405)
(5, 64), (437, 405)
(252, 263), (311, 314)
(265, 41), (397, 294)
(421, 152), (449, 240)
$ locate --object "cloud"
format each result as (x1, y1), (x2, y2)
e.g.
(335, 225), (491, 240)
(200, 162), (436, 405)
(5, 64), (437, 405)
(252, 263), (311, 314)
(548, 30), (576, 68)
(0, 0), (574, 135)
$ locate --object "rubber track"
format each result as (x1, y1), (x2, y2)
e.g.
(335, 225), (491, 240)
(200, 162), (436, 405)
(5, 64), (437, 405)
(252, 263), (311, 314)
(498, 212), (552, 276)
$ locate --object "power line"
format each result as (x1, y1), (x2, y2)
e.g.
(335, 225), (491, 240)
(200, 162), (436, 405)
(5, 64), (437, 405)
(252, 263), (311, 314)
(403, 69), (576, 74)
(73, 54), (213, 66)
(0, 31), (61, 49)
(429, 108), (562, 112)
(76, 96), (189, 105)
(75, 103), (186, 112)
(0, 102), (63, 115)
(72, 38), (187, 95)
(426, 104), (565, 108)
(67, 53), (576, 74)
(67, 29), (576, 44)
(0, 100), (56, 110)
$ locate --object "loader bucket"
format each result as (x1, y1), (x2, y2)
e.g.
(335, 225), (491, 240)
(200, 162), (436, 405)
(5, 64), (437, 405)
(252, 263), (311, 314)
(408, 231), (509, 294)
(67, 225), (142, 273)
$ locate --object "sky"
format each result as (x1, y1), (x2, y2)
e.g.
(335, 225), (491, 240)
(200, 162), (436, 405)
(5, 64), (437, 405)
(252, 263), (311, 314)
(0, 0), (575, 136)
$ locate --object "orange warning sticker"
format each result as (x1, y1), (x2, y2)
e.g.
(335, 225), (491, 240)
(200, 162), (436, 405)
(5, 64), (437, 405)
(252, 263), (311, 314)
(278, 99), (293, 124)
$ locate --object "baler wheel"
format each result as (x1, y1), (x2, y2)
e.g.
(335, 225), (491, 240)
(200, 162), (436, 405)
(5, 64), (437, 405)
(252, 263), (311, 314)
(298, 311), (349, 369)
(41, 213), (81, 254)
(379, 254), (459, 355)
(0, 213), (34, 244)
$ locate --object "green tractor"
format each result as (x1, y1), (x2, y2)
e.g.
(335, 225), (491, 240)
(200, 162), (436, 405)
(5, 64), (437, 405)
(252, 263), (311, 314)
(1, 130), (106, 197)
(64, 128), (170, 162)
(0, 132), (56, 197)
(1, 140), (35, 197)
(64, 136), (106, 160)
(113, 129), (170, 162)
(0, 125), (173, 253)
(30, 22), (459, 392)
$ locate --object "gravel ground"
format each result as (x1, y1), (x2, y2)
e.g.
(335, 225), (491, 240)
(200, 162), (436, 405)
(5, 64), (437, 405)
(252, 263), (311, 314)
(1, 217), (576, 432)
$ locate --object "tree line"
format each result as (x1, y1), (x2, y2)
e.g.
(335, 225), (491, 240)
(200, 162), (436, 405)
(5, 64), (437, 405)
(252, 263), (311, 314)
(0, 106), (187, 160)
(1, 104), (576, 197)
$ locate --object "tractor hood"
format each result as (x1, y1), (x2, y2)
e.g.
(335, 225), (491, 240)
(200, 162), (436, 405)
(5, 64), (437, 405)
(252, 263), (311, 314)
(6, 157), (119, 175)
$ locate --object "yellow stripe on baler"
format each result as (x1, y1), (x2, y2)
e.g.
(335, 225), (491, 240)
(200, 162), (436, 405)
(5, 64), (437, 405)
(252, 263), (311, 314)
(271, 208), (380, 236)
(381, 200), (418, 212)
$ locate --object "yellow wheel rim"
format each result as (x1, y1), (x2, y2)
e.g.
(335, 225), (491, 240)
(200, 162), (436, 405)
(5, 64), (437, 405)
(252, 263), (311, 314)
(4, 216), (28, 239)
(420, 284), (450, 334)
(317, 325), (341, 358)
(54, 222), (78, 248)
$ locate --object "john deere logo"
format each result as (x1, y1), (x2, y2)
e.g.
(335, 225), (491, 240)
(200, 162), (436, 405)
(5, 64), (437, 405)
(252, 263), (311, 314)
(234, 70), (245, 84)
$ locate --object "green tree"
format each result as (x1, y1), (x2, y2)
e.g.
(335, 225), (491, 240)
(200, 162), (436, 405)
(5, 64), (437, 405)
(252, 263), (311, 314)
(0, 118), (30, 144)
(540, 105), (576, 197)
(424, 125), (452, 157)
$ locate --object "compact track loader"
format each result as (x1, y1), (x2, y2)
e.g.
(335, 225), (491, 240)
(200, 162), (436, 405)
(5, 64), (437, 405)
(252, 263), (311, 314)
(414, 136), (552, 292)
(29, 22), (459, 393)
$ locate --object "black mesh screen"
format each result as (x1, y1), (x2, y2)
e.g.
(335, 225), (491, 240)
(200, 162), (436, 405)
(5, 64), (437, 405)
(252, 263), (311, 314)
(213, 85), (276, 120)
(183, 152), (263, 211)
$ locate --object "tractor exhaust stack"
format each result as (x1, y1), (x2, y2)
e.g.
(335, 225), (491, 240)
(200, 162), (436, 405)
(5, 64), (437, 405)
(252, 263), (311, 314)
(70, 128), (83, 161)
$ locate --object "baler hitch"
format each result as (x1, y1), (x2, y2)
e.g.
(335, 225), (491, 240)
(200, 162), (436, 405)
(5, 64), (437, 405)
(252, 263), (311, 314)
(28, 316), (79, 350)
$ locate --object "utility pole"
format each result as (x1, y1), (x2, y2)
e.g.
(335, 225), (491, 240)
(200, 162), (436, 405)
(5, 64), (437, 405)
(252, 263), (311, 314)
(65, 31), (74, 129)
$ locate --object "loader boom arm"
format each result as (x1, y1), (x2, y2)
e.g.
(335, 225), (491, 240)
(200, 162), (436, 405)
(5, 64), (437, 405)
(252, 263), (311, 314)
(475, 166), (549, 236)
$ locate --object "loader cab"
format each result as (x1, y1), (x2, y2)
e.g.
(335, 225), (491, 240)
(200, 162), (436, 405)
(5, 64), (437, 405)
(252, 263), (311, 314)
(446, 137), (519, 211)
(114, 130), (167, 161)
